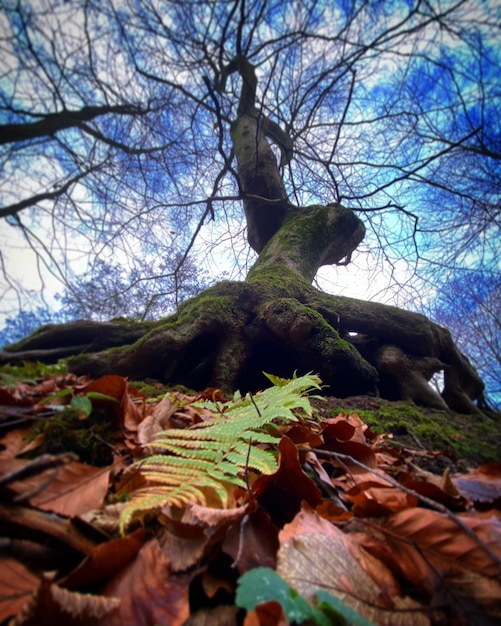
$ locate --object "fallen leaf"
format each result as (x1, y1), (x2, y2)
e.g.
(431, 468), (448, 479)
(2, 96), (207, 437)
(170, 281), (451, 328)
(99, 538), (192, 626)
(62, 529), (145, 590)
(244, 602), (288, 626)
(278, 504), (429, 625)
(28, 461), (111, 517)
(0, 558), (39, 623)
(77, 375), (142, 431)
(223, 510), (279, 572)
(344, 483), (417, 515)
(137, 394), (177, 447)
(381, 508), (501, 579)
(453, 464), (501, 504)
(321, 413), (367, 443)
(253, 437), (322, 527)
(11, 575), (119, 626)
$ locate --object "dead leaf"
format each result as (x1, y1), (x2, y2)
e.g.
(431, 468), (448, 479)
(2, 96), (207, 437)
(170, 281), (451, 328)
(244, 601), (288, 626)
(62, 529), (145, 590)
(0, 558), (40, 623)
(157, 518), (212, 573)
(223, 510), (279, 572)
(344, 483), (417, 515)
(321, 413), (368, 443)
(137, 394), (177, 447)
(99, 538), (192, 626)
(277, 503), (429, 625)
(76, 375), (142, 431)
(381, 507), (501, 579)
(453, 464), (501, 504)
(28, 461), (111, 517)
(0, 501), (98, 556)
(11, 575), (119, 626)
(180, 501), (248, 527)
(253, 437), (322, 526)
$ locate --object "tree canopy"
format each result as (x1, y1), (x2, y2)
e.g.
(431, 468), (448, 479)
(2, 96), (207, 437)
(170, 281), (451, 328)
(0, 0), (499, 402)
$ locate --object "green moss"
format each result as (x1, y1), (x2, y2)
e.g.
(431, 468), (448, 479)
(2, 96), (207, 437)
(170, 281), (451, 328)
(246, 264), (310, 299)
(26, 407), (116, 466)
(0, 361), (68, 386)
(329, 401), (500, 466)
(128, 379), (196, 398)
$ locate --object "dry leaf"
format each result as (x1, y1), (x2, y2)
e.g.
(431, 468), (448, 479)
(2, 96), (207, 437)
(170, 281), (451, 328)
(0, 558), (39, 623)
(99, 538), (192, 625)
(278, 503), (429, 625)
(11, 575), (119, 626)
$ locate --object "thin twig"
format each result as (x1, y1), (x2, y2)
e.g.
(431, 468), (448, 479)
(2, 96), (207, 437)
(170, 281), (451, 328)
(314, 448), (501, 575)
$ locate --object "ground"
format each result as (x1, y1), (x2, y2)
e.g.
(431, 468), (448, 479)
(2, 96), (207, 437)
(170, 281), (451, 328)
(311, 394), (501, 472)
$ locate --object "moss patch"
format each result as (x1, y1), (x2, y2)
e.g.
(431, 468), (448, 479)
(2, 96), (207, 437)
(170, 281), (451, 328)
(26, 407), (116, 466)
(315, 395), (501, 469)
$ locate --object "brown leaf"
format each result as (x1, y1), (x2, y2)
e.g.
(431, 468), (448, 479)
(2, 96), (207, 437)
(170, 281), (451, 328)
(304, 450), (335, 487)
(355, 508), (501, 622)
(137, 394), (177, 447)
(0, 558), (39, 623)
(344, 483), (417, 515)
(243, 601), (288, 626)
(381, 507), (501, 579)
(77, 375), (142, 431)
(321, 413), (368, 443)
(99, 538), (192, 626)
(158, 519), (212, 573)
(0, 387), (35, 406)
(277, 503), (429, 625)
(320, 437), (378, 471)
(62, 529), (145, 590)
(28, 461), (111, 517)
(315, 499), (352, 522)
(453, 463), (501, 504)
(285, 424), (324, 448)
(223, 510), (279, 572)
(180, 501), (248, 527)
(185, 605), (239, 626)
(253, 437), (322, 527)
(398, 476), (467, 510)
(196, 387), (230, 403)
(11, 575), (119, 626)
(0, 501), (99, 556)
(157, 502), (249, 573)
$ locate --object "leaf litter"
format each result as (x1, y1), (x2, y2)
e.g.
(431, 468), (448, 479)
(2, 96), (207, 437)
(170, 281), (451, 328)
(0, 366), (500, 625)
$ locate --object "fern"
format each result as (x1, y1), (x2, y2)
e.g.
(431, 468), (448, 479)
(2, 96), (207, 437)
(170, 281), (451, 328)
(120, 373), (321, 532)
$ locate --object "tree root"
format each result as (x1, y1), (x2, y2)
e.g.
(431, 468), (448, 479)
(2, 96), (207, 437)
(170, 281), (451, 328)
(0, 278), (485, 414)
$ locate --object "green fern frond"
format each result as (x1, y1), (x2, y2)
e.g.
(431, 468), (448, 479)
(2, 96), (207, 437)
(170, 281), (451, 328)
(120, 373), (321, 533)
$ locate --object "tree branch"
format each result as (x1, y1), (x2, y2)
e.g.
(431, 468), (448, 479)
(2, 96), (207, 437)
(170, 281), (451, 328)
(0, 104), (144, 145)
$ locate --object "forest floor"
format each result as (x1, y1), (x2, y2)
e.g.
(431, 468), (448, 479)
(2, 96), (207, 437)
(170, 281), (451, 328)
(0, 362), (500, 626)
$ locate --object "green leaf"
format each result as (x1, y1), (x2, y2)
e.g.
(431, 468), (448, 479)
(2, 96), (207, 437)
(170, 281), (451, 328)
(316, 590), (376, 626)
(236, 568), (312, 622)
(38, 387), (74, 404)
(236, 568), (376, 626)
(70, 395), (93, 416)
(86, 391), (120, 403)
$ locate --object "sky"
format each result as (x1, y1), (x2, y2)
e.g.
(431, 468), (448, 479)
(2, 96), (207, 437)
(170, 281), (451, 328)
(0, 0), (499, 402)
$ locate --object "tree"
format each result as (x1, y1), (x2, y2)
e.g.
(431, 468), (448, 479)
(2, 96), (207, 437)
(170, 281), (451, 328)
(426, 270), (501, 408)
(1, 0), (498, 412)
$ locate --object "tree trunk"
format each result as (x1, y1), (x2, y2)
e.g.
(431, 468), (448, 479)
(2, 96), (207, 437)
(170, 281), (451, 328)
(0, 56), (486, 415)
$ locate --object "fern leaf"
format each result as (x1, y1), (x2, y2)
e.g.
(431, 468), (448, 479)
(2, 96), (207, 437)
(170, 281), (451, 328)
(120, 373), (321, 532)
